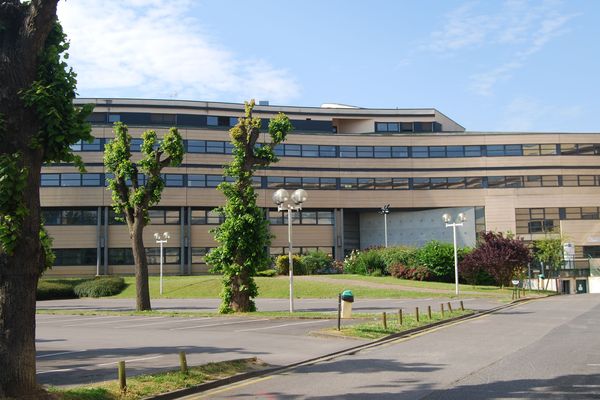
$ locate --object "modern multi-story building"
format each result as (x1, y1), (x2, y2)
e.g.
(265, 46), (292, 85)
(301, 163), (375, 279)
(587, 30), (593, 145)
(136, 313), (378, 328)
(41, 98), (600, 294)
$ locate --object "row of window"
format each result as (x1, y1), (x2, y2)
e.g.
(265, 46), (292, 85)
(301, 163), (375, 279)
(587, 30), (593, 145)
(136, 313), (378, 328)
(516, 207), (600, 234)
(374, 121), (442, 133)
(40, 173), (600, 190)
(42, 207), (335, 226)
(70, 138), (600, 158)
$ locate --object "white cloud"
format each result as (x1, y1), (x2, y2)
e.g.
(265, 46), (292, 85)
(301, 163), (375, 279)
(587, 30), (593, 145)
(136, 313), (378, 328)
(424, 0), (579, 96)
(57, 0), (300, 103)
(498, 96), (584, 131)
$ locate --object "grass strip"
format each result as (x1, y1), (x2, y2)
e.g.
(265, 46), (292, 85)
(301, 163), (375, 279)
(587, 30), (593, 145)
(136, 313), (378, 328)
(48, 358), (265, 400)
(328, 309), (474, 339)
(35, 308), (378, 320)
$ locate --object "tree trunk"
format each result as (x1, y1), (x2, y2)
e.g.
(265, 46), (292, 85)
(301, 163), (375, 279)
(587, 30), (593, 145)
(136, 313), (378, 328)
(0, 152), (45, 398)
(131, 213), (151, 311)
(230, 273), (251, 312)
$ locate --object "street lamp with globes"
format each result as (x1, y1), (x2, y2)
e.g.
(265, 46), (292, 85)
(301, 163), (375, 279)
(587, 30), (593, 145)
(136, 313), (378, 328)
(154, 232), (170, 295)
(272, 188), (308, 313)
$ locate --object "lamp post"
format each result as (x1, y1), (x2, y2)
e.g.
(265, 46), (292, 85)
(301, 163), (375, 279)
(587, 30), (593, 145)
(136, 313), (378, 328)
(154, 232), (170, 295)
(443, 213), (465, 296)
(379, 204), (390, 247)
(272, 188), (308, 313)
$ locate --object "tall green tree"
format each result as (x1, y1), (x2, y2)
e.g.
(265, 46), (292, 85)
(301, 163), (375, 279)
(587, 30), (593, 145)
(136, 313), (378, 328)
(104, 123), (184, 311)
(206, 100), (292, 313)
(0, 1), (93, 396)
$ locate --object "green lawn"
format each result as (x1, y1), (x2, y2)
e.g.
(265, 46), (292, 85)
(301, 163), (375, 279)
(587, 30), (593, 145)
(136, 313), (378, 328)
(111, 276), (448, 299)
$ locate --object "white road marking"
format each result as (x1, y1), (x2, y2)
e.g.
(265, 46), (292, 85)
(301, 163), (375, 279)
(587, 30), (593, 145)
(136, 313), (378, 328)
(97, 355), (164, 366)
(235, 319), (328, 332)
(170, 318), (270, 331)
(36, 315), (120, 325)
(37, 355), (165, 374)
(37, 349), (88, 359)
(587, 364), (600, 366)
(116, 317), (213, 329)
(63, 316), (165, 327)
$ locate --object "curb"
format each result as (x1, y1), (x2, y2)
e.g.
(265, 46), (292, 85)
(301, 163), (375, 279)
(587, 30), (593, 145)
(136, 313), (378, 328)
(145, 297), (541, 399)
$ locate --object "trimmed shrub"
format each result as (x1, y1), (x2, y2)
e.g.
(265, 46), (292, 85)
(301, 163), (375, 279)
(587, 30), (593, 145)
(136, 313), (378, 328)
(301, 250), (333, 274)
(73, 277), (126, 298)
(344, 249), (386, 276)
(416, 241), (472, 282)
(381, 246), (418, 269)
(255, 269), (277, 277)
(275, 254), (305, 275)
(37, 280), (77, 300)
(389, 264), (432, 281)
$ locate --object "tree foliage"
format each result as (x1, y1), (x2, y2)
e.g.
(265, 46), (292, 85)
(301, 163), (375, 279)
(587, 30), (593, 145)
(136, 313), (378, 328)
(532, 234), (564, 272)
(459, 231), (532, 287)
(104, 123), (184, 311)
(206, 100), (292, 313)
(416, 240), (471, 282)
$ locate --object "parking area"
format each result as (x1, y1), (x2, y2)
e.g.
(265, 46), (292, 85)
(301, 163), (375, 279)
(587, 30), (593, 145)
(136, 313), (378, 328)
(36, 313), (355, 386)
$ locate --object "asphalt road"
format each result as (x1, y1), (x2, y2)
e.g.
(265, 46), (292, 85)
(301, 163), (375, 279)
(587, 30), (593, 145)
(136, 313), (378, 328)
(185, 294), (600, 399)
(36, 297), (494, 387)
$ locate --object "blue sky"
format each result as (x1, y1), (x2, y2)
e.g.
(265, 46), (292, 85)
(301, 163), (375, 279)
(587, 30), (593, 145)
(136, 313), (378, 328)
(58, 0), (600, 132)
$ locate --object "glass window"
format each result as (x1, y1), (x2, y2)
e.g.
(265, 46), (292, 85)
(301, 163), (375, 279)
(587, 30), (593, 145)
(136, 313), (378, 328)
(70, 141), (82, 151)
(392, 178), (409, 190)
(358, 178), (374, 190)
(82, 173), (101, 187)
(339, 146), (356, 158)
(542, 176), (559, 187)
(505, 176), (523, 188)
(540, 144), (557, 155)
(187, 174), (206, 187)
(165, 210), (180, 224)
(357, 146), (373, 158)
(267, 176), (284, 189)
(577, 144), (595, 155)
(206, 175), (223, 187)
(374, 146), (391, 158)
(565, 207), (581, 219)
(252, 176), (262, 188)
(412, 146), (428, 158)
(466, 177), (483, 189)
(375, 122), (388, 132)
(60, 174), (81, 187)
(579, 176), (596, 186)
(524, 176), (542, 187)
(206, 141), (224, 153)
(464, 146), (482, 157)
(207, 116), (218, 126)
(108, 114), (120, 123)
(285, 177), (301, 189)
(273, 144), (284, 156)
(430, 177), (447, 189)
(192, 247), (209, 263)
(187, 140), (206, 153)
(391, 146), (408, 158)
(486, 145), (504, 157)
(164, 248), (180, 264)
(191, 209), (207, 225)
(340, 178), (357, 189)
(581, 207), (599, 220)
(505, 144), (523, 156)
(400, 122), (413, 132)
(320, 178), (337, 190)
(285, 144), (301, 157)
(562, 175), (578, 187)
(301, 211), (317, 224)
(41, 174), (60, 187)
(42, 209), (61, 225)
(207, 210), (222, 224)
(82, 138), (102, 151)
(447, 177), (465, 189)
(164, 174), (184, 187)
(412, 177), (430, 190)
(302, 177), (319, 189)
(561, 144), (577, 155)
(302, 145), (319, 157)
(317, 211), (334, 225)
(487, 176), (506, 188)
(429, 146), (446, 158)
(387, 123), (399, 132)
(319, 145), (337, 158)
(446, 146), (464, 158)
(375, 177), (392, 189)
(583, 246), (600, 258)
(268, 210), (284, 224)
(522, 144), (540, 156)
(108, 248), (134, 265)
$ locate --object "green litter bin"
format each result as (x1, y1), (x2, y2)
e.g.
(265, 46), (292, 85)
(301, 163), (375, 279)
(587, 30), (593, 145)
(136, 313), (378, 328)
(341, 290), (354, 318)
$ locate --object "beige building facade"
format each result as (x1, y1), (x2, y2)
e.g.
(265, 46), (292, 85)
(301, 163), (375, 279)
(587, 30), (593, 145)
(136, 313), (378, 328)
(41, 98), (600, 293)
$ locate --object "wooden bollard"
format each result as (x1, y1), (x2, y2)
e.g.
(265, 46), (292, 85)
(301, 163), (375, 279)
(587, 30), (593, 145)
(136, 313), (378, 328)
(460, 300), (464, 311)
(179, 351), (188, 374)
(427, 305), (432, 319)
(415, 307), (419, 322)
(382, 312), (387, 329)
(118, 360), (126, 392)
(440, 303), (445, 316)
(447, 302), (453, 313)
(398, 309), (403, 325)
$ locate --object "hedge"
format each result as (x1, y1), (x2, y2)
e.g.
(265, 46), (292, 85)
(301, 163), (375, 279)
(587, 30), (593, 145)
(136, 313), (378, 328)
(73, 277), (126, 298)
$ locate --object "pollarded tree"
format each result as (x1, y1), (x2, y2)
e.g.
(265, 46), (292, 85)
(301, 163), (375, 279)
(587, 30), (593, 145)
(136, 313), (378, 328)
(104, 123), (184, 311)
(206, 100), (292, 313)
(459, 231), (532, 287)
(0, 2), (93, 396)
